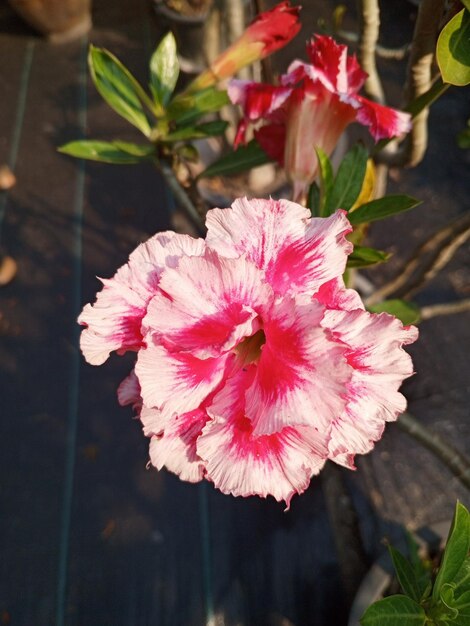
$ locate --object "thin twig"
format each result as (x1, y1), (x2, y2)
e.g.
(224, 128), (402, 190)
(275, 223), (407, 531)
(397, 412), (470, 490)
(366, 213), (470, 305)
(356, 0), (385, 104)
(376, 0), (446, 167)
(420, 299), (470, 320)
(158, 162), (206, 236)
(337, 28), (410, 60)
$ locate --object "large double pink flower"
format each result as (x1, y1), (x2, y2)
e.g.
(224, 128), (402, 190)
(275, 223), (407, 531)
(79, 199), (417, 505)
(229, 35), (412, 200)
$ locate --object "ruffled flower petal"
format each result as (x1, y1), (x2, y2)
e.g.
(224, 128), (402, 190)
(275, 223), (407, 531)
(135, 339), (233, 423)
(144, 251), (272, 358)
(354, 95), (412, 141)
(78, 232), (204, 365)
(245, 297), (350, 435)
(321, 309), (418, 464)
(206, 199), (352, 296)
(312, 277), (365, 311)
(148, 408), (209, 483)
(117, 370), (141, 410)
(199, 367), (327, 505)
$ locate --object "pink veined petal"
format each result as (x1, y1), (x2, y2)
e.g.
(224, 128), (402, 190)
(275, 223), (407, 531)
(78, 231), (205, 365)
(346, 53), (368, 93)
(135, 338), (233, 423)
(117, 370), (142, 410)
(228, 79), (292, 121)
(199, 367), (328, 505)
(354, 95), (412, 141)
(254, 122), (286, 165)
(321, 309), (418, 464)
(306, 35), (349, 93)
(245, 297), (350, 436)
(266, 209), (353, 296)
(148, 407), (209, 483)
(312, 277), (365, 311)
(206, 199), (352, 297)
(144, 251), (272, 359)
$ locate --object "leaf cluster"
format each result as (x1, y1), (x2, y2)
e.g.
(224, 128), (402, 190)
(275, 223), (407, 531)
(59, 34), (229, 164)
(361, 502), (470, 626)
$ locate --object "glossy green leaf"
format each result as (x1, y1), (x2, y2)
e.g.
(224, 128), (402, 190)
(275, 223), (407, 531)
(347, 195), (422, 225)
(58, 140), (155, 164)
(325, 143), (368, 214)
(167, 88), (230, 125)
(453, 588), (470, 625)
(315, 146), (334, 217)
(149, 32), (179, 109)
(368, 299), (421, 325)
(437, 9), (470, 86)
(163, 120), (228, 142)
(434, 502), (470, 602)
(437, 583), (460, 621)
(453, 557), (470, 593)
(199, 139), (271, 178)
(388, 546), (426, 603)
(347, 246), (391, 268)
(360, 595), (427, 626)
(88, 46), (154, 136)
(307, 181), (320, 217)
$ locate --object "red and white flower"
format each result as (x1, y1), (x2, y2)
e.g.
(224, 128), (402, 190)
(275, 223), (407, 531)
(186, 1), (301, 93)
(229, 35), (412, 200)
(79, 198), (417, 505)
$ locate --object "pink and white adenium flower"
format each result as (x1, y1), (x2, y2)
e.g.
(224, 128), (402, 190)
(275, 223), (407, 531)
(228, 35), (412, 200)
(79, 198), (418, 506)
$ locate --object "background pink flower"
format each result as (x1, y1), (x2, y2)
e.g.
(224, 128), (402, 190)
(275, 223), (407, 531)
(229, 36), (412, 200)
(79, 198), (417, 505)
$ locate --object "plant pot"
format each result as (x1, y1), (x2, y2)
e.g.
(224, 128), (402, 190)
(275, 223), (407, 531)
(8, 0), (92, 43)
(153, 0), (211, 74)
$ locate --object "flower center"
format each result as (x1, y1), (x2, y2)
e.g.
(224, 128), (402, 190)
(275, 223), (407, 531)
(234, 329), (266, 366)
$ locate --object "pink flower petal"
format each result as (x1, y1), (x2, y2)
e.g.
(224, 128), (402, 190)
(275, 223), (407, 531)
(321, 309), (418, 463)
(228, 79), (292, 121)
(206, 199), (352, 297)
(313, 277), (364, 311)
(117, 370), (141, 410)
(148, 407), (209, 483)
(306, 35), (348, 92)
(346, 54), (368, 93)
(79, 232), (204, 365)
(355, 95), (412, 141)
(199, 367), (327, 504)
(144, 251), (272, 359)
(254, 122), (286, 164)
(245, 297), (350, 436)
(135, 339), (233, 422)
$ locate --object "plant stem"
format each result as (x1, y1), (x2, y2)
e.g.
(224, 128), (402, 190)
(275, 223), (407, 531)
(420, 299), (470, 320)
(366, 212), (470, 305)
(397, 412), (470, 490)
(356, 0), (385, 104)
(157, 161), (206, 236)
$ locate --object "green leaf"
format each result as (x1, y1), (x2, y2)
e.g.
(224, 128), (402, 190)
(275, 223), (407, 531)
(315, 146), (334, 217)
(438, 583), (460, 621)
(149, 32), (180, 109)
(434, 502), (470, 602)
(388, 546), (426, 603)
(325, 143), (368, 214)
(167, 87), (230, 125)
(307, 181), (320, 217)
(198, 139), (272, 178)
(437, 9), (470, 86)
(58, 140), (155, 164)
(347, 195), (422, 225)
(453, 557), (470, 594)
(163, 120), (228, 142)
(347, 246), (391, 268)
(88, 46), (154, 136)
(457, 125), (470, 149)
(368, 299), (421, 325)
(360, 595), (427, 626)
